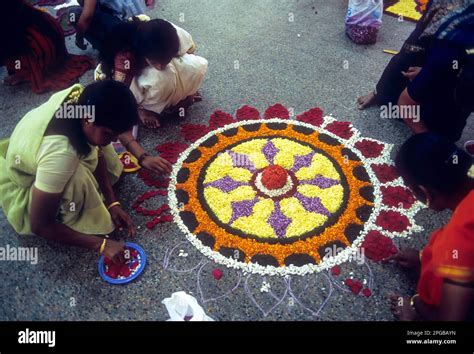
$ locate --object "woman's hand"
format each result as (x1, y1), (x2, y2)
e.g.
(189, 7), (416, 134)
(401, 66), (422, 82)
(102, 239), (126, 264)
(142, 155), (173, 175)
(109, 205), (136, 237)
(383, 248), (421, 269)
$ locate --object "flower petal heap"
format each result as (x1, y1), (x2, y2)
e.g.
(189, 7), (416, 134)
(168, 104), (425, 275)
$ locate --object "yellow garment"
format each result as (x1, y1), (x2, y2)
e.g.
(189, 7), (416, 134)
(35, 136), (79, 194)
(0, 84), (123, 235)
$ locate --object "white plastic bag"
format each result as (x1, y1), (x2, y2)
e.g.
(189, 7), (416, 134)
(345, 0), (383, 44)
(162, 291), (215, 321)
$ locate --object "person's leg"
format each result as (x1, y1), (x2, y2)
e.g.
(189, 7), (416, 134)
(69, 7), (122, 51)
(358, 27), (426, 109)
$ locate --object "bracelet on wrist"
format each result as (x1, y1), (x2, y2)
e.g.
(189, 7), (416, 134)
(107, 201), (121, 210)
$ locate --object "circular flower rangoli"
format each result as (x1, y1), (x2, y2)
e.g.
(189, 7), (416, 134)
(168, 105), (425, 276)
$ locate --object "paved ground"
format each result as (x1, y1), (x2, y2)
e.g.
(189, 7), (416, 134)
(0, 0), (472, 321)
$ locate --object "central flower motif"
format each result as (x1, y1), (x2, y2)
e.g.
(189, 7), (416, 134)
(200, 137), (348, 240)
(260, 165), (288, 190)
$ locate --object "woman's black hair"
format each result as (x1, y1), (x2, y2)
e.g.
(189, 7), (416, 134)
(51, 81), (139, 156)
(99, 18), (180, 78)
(395, 132), (472, 194)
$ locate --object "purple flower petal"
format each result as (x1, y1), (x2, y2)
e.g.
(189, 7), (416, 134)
(262, 140), (279, 165)
(268, 201), (292, 238)
(205, 176), (249, 193)
(294, 193), (331, 216)
(300, 175), (340, 189)
(229, 198), (259, 224)
(291, 152), (315, 172)
(228, 151), (256, 172)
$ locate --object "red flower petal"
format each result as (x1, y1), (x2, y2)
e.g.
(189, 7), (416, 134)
(355, 140), (385, 158)
(362, 288), (372, 297)
(371, 164), (399, 183)
(264, 103), (290, 119)
(350, 281), (363, 295)
(345, 279), (354, 287)
(208, 110), (235, 129)
(296, 107), (324, 127)
(155, 142), (188, 163)
(361, 230), (398, 262)
(212, 268), (223, 280)
(236, 105), (260, 121)
(381, 186), (416, 209)
(146, 221), (155, 230)
(120, 264), (131, 277)
(181, 124), (211, 142)
(130, 261), (139, 270)
(376, 211), (410, 233)
(325, 121), (354, 139)
(331, 266), (341, 276)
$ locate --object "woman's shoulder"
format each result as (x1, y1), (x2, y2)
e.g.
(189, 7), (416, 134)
(37, 135), (79, 161)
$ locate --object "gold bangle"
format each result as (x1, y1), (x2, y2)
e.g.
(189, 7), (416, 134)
(419, 249), (423, 262)
(99, 238), (107, 255)
(410, 294), (419, 309)
(107, 201), (121, 210)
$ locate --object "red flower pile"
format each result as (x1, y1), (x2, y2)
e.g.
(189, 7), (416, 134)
(376, 211), (411, 233)
(138, 169), (170, 188)
(155, 142), (189, 164)
(332, 265), (372, 297)
(355, 140), (384, 158)
(236, 105), (260, 121)
(296, 107), (324, 127)
(264, 103), (290, 119)
(371, 163), (399, 183)
(325, 121), (354, 139)
(209, 110), (235, 129)
(381, 186), (416, 209)
(104, 247), (140, 279)
(261, 165), (288, 190)
(181, 124), (211, 143)
(361, 230), (398, 262)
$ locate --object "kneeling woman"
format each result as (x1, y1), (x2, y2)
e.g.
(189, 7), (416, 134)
(387, 133), (474, 321)
(0, 81), (138, 263)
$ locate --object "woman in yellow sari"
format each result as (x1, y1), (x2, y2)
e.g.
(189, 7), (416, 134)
(0, 81), (138, 263)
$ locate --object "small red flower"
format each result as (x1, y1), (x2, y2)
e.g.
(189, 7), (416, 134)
(345, 279), (354, 287)
(236, 105), (260, 121)
(264, 103), (290, 119)
(361, 230), (398, 262)
(209, 110), (235, 129)
(331, 266), (341, 276)
(362, 288), (372, 297)
(325, 121), (354, 139)
(296, 107), (324, 127)
(376, 211), (410, 233)
(212, 268), (223, 280)
(381, 186), (416, 209)
(181, 124), (211, 142)
(371, 163), (399, 183)
(355, 140), (385, 158)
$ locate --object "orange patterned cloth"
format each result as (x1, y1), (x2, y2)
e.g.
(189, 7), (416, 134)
(418, 190), (474, 306)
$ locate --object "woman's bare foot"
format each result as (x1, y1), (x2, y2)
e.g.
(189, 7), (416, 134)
(357, 91), (377, 110)
(4, 74), (29, 86)
(138, 108), (161, 129)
